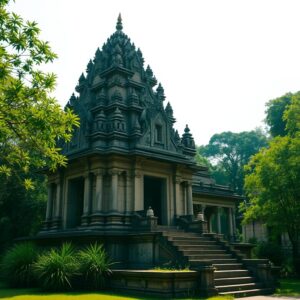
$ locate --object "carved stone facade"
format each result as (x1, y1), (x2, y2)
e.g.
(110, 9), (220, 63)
(35, 17), (278, 297)
(41, 15), (239, 241)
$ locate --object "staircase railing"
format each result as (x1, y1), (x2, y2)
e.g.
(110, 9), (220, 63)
(132, 209), (158, 231)
(176, 215), (208, 233)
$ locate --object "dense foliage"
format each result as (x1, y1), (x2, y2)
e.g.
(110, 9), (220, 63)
(265, 93), (293, 137)
(0, 242), (38, 287)
(199, 129), (268, 194)
(243, 92), (300, 272)
(1, 242), (113, 291)
(0, 173), (46, 253)
(0, 0), (79, 188)
(34, 243), (79, 291)
(252, 241), (284, 266)
(78, 243), (113, 290)
(265, 92), (300, 137)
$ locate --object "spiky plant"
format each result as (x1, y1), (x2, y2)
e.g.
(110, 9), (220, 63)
(78, 242), (113, 290)
(1, 242), (38, 287)
(34, 242), (79, 291)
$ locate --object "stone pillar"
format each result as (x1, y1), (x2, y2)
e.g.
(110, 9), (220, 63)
(228, 207), (234, 240)
(45, 183), (53, 221)
(51, 178), (62, 230)
(124, 171), (132, 225)
(125, 172), (131, 212)
(110, 169), (119, 212)
(174, 176), (181, 217)
(186, 181), (193, 217)
(232, 207), (237, 235)
(133, 169), (143, 211)
(201, 204), (206, 218)
(94, 170), (104, 212)
(217, 207), (222, 234)
(90, 170), (104, 226)
(81, 172), (91, 226)
(54, 180), (61, 218)
(43, 183), (53, 230)
(190, 263), (217, 297)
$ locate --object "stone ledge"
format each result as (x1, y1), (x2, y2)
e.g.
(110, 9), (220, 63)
(110, 269), (198, 298)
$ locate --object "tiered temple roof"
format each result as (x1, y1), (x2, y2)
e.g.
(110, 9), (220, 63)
(63, 15), (196, 165)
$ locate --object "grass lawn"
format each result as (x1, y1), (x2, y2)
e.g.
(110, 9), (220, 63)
(275, 278), (300, 297)
(0, 282), (232, 300)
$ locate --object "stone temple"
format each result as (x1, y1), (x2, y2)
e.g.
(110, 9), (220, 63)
(37, 15), (275, 297)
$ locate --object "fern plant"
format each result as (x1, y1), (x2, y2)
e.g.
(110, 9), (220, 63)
(34, 242), (79, 291)
(78, 242), (113, 290)
(1, 242), (38, 287)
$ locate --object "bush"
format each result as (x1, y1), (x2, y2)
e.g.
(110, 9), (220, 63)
(0, 242), (38, 287)
(34, 242), (79, 291)
(253, 241), (284, 266)
(280, 258), (296, 278)
(78, 242), (112, 290)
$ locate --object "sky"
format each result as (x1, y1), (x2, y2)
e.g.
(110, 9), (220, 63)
(9, 0), (300, 145)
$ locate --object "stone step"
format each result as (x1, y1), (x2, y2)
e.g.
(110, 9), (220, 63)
(188, 254), (233, 260)
(162, 232), (202, 237)
(213, 263), (244, 270)
(181, 250), (228, 256)
(219, 288), (274, 298)
(216, 282), (263, 293)
(172, 240), (217, 246)
(214, 269), (250, 279)
(215, 276), (257, 285)
(210, 258), (238, 264)
(168, 236), (210, 241)
(157, 225), (182, 230)
(177, 245), (221, 251)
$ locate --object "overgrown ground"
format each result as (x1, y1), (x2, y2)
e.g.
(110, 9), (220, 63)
(275, 278), (300, 297)
(2, 278), (300, 300)
(0, 281), (232, 300)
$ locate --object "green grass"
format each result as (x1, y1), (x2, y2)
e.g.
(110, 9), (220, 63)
(0, 282), (233, 300)
(275, 278), (300, 297)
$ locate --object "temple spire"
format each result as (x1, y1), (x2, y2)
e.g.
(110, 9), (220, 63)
(116, 13), (123, 31)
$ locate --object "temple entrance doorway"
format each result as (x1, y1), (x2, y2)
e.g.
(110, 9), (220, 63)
(66, 177), (84, 228)
(144, 176), (166, 225)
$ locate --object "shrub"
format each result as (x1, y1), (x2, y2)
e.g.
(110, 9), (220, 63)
(0, 242), (38, 287)
(34, 242), (79, 291)
(78, 242), (112, 290)
(280, 258), (296, 278)
(253, 241), (284, 266)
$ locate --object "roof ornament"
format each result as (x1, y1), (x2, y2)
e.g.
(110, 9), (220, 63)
(181, 124), (195, 149)
(116, 13), (123, 31)
(156, 83), (165, 101)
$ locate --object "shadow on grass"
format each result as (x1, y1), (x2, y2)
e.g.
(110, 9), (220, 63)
(275, 278), (300, 297)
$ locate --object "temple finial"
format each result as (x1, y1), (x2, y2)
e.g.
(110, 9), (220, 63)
(116, 13), (123, 31)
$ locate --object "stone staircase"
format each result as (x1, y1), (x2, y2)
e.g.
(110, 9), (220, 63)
(160, 228), (273, 297)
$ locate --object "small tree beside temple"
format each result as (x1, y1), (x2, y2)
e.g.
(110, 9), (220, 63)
(0, 0), (79, 189)
(243, 92), (300, 273)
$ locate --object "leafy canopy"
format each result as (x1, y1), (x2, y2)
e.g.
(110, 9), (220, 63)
(265, 92), (300, 137)
(200, 129), (268, 194)
(0, 0), (79, 188)
(243, 93), (300, 261)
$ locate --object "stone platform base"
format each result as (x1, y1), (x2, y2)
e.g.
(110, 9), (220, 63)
(110, 270), (200, 298)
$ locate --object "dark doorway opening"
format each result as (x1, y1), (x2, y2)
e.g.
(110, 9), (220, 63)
(66, 177), (84, 228)
(144, 176), (165, 225)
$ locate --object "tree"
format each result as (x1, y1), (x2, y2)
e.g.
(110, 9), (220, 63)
(284, 93), (300, 136)
(265, 92), (299, 137)
(243, 94), (300, 271)
(199, 129), (268, 194)
(0, 172), (47, 254)
(0, 0), (79, 188)
(194, 149), (211, 167)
